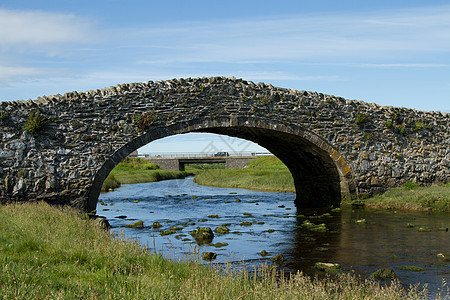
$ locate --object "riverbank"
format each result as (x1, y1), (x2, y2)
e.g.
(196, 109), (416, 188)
(0, 202), (433, 299)
(102, 157), (192, 192)
(193, 156), (295, 192)
(364, 182), (450, 213)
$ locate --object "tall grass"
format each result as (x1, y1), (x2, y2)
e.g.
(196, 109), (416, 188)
(194, 155), (295, 192)
(1, 202), (438, 299)
(364, 182), (450, 212)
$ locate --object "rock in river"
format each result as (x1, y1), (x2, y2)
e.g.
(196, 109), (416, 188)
(190, 227), (214, 245)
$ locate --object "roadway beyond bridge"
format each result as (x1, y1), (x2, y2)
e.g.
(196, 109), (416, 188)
(1, 77), (449, 211)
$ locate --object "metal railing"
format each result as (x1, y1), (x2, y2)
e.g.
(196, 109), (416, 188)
(135, 151), (271, 158)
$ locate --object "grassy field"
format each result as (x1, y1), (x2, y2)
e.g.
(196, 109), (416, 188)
(102, 157), (192, 192)
(0, 202), (434, 299)
(364, 182), (450, 213)
(193, 156), (295, 192)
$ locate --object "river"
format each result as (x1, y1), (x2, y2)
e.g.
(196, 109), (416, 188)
(98, 177), (449, 296)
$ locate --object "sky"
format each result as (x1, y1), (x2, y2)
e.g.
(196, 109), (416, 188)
(1, 0), (450, 153)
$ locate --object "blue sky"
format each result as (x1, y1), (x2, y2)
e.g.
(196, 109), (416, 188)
(1, 1), (449, 153)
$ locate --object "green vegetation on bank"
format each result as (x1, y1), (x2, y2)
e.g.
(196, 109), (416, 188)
(0, 202), (433, 299)
(193, 156), (295, 192)
(364, 182), (450, 213)
(101, 157), (192, 192)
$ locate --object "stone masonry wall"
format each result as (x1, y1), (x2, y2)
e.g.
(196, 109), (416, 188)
(0, 77), (449, 210)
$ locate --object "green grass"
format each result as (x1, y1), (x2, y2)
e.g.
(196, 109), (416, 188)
(245, 155), (288, 169)
(364, 182), (450, 213)
(0, 202), (434, 299)
(23, 111), (47, 134)
(101, 157), (192, 192)
(193, 156), (295, 192)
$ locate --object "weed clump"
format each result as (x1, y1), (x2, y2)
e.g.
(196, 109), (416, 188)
(23, 111), (47, 134)
(354, 111), (370, 126)
(133, 110), (158, 130)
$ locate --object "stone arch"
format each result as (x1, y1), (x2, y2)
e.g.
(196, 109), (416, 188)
(87, 117), (356, 212)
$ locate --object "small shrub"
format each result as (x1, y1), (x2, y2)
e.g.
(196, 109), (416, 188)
(23, 111), (47, 134)
(133, 111), (158, 130)
(383, 121), (394, 129)
(414, 122), (424, 132)
(354, 111), (370, 126)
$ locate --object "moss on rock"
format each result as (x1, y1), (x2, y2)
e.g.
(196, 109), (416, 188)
(125, 220), (143, 228)
(214, 226), (230, 234)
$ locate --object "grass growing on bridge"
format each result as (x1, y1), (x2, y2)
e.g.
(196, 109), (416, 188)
(102, 157), (192, 192)
(0, 202), (433, 299)
(193, 156), (295, 193)
(364, 182), (450, 212)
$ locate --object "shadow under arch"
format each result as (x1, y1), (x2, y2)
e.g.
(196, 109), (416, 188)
(87, 117), (356, 212)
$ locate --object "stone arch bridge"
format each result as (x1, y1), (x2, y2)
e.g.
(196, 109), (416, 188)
(1, 77), (449, 212)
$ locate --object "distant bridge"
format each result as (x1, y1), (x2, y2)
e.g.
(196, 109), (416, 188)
(136, 152), (270, 171)
(144, 155), (257, 171)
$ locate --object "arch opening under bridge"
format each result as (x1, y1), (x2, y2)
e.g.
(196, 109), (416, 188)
(87, 117), (356, 212)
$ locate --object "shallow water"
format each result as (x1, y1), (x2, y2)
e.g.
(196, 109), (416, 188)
(98, 177), (449, 296)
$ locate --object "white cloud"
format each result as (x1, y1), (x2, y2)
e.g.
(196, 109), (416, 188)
(124, 5), (450, 62)
(0, 65), (41, 81)
(0, 9), (93, 48)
